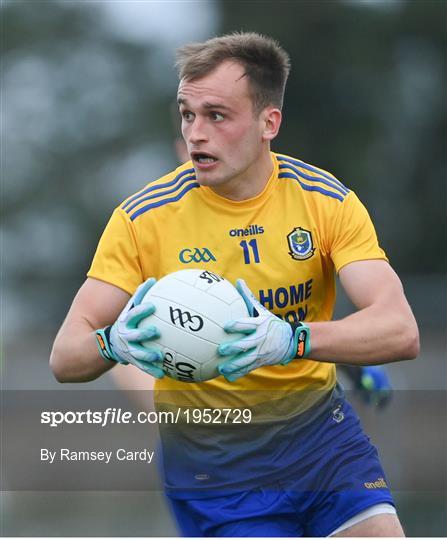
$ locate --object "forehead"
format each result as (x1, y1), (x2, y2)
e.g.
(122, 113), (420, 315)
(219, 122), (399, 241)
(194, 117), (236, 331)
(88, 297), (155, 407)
(177, 60), (252, 107)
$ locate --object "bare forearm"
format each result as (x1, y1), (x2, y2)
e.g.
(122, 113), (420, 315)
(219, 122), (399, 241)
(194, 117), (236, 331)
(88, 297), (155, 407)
(50, 320), (114, 382)
(308, 303), (419, 365)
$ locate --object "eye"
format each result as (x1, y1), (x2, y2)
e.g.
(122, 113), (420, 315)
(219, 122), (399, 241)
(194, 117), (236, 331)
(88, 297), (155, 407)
(211, 112), (224, 122)
(181, 111), (194, 122)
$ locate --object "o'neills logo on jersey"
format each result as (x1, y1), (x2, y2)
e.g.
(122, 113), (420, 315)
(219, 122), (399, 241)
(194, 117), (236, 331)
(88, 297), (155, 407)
(229, 224), (264, 237)
(287, 227), (315, 261)
(364, 477), (388, 489)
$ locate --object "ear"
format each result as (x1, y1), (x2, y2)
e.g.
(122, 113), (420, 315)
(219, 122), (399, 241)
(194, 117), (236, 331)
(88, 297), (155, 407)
(261, 107), (282, 142)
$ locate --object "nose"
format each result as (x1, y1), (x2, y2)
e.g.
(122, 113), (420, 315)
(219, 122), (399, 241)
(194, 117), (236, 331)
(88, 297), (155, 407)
(185, 117), (208, 145)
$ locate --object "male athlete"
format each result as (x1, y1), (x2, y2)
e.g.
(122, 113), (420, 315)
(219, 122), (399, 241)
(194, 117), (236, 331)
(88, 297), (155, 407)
(51, 33), (419, 537)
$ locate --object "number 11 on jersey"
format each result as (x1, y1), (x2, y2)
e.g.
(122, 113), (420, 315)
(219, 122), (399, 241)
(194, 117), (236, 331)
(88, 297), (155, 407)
(239, 239), (260, 264)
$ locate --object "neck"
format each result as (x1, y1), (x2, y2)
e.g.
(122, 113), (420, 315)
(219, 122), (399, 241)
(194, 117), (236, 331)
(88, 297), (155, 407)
(210, 148), (274, 201)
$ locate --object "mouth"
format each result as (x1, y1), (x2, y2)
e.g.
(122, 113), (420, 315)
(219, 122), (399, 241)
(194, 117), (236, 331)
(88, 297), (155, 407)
(190, 151), (218, 166)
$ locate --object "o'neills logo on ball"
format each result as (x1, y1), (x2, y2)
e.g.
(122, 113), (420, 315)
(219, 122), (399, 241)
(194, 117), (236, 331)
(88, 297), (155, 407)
(229, 224), (264, 237)
(163, 352), (197, 382)
(173, 361), (197, 382)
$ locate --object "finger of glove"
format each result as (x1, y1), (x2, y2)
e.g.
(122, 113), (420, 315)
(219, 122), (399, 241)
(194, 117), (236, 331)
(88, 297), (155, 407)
(219, 368), (249, 383)
(218, 349), (258, 374)
(132, 278), (157, 306)
(122, 325), (160, 343)
(124, 303), (156, 328)
(128, 343), (163, 363)
(223, 317), (260, 334)
(218, 333), (261, 356)
(218, 353), (258, 382)
(235, 279), (265, 317)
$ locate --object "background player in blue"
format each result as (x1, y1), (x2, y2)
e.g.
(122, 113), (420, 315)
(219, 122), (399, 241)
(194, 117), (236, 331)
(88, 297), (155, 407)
(50, 32), (419, 536)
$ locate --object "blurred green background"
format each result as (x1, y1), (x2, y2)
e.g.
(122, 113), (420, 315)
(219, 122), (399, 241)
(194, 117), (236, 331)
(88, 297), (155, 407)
(2, 0), (446, 536)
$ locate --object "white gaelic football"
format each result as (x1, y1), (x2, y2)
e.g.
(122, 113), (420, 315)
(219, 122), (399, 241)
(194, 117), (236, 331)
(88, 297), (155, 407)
(139, 269), (249, 383)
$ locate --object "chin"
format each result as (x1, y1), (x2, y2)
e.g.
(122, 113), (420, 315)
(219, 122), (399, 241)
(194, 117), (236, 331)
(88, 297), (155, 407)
(193, 170), (220, 186)
(196, 178), (222, 188)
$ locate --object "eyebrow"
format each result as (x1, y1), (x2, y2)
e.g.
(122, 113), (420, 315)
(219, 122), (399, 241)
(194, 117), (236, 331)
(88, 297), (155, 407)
(177, 97), (232, 112)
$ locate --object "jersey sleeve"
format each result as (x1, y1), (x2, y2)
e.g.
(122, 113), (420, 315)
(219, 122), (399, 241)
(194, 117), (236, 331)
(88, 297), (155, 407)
(87, 208), (144, 295)
(330, 191), (388, 273)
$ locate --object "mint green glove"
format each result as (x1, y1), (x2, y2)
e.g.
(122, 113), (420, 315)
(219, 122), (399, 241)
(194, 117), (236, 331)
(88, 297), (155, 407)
(95, 278), (164, 378)
(218, 279), (310, 382)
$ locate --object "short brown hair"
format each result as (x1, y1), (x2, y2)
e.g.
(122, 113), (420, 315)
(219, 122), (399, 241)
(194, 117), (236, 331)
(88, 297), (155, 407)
(176, 32), (291, 113)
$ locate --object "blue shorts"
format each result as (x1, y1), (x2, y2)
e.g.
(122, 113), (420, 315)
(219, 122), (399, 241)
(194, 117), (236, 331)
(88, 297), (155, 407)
(166, 398), (394, 537)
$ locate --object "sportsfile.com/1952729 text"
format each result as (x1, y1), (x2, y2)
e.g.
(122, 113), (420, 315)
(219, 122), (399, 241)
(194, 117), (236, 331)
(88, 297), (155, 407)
(40, 408), (253, 427)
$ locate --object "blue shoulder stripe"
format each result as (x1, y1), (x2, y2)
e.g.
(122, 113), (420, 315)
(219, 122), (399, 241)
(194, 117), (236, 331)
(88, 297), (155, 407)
(122, 167), (195, 211)
(124, 174), (196, 213)
(278, 162), (348, 197)
(130, 181), (200, 221)
(279, 172), (345, 202)
(277, 155), (349, 193)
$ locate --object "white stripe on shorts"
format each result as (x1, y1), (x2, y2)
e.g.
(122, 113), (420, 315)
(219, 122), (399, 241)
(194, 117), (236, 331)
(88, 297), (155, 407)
(328, 503), (396, 536)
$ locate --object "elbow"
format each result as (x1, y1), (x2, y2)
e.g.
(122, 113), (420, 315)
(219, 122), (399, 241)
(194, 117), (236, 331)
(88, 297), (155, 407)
(407, 327), (420, 359)
(49, 347), (71, 383)
(400, 319), (420, 360)
(51, 370), (70, 384)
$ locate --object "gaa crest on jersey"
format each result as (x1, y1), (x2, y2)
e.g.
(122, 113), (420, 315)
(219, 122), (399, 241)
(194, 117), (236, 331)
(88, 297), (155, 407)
(287, 227), (315, 260)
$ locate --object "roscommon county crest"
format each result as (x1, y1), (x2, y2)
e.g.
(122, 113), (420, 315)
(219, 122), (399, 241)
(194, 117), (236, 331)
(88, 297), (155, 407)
(287, 227), (315, 260)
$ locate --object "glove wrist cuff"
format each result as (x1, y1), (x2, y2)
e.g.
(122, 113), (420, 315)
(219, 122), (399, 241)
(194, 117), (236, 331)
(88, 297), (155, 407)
(95, 326), (118, 363)
(289, 321), (311, 359)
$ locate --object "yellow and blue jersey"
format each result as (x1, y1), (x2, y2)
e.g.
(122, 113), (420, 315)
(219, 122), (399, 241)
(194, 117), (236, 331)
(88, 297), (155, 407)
(88, 151), (386, 406)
